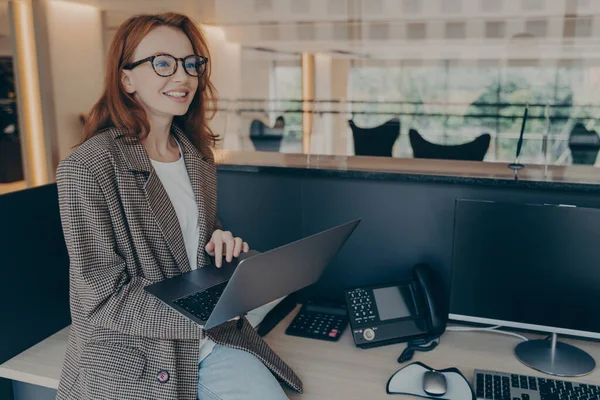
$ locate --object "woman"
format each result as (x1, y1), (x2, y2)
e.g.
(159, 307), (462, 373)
(56, 12), (301, 400)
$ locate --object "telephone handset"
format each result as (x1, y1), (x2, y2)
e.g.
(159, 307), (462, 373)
(412, 263), (448, 338)
(344, 263), (448, 349)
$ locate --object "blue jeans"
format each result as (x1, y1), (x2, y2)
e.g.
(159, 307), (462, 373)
(197, 344), (289, 400)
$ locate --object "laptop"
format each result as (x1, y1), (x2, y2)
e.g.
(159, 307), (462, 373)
(144, 219), (360, 329)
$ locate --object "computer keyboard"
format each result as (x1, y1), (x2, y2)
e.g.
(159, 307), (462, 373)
(173, 282), (227, 321)
(475, 369), (600, 400)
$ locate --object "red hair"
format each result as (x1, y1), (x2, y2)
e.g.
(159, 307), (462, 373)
(81, 12), (218, 160)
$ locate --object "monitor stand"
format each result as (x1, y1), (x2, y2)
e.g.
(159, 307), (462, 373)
(515, 333), (596, 376)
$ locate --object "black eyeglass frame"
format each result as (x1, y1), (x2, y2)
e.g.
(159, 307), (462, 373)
(124, 54), (208, 77)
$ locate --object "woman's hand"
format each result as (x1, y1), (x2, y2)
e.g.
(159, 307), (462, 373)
(205, 229), (249, 268)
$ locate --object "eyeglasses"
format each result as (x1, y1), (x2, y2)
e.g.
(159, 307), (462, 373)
(124, 54), (208, 78)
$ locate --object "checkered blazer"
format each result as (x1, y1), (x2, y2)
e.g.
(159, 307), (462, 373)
(55, 126), (302, 400)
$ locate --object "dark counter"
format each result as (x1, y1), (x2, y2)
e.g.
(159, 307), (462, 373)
(217, 164), (600, 193)
(215, 150), (600, 193)
(215, 158), (600, 303)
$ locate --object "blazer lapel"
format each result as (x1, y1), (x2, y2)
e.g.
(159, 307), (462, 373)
(171, 126), (215, 269)
(113, 129), (191, 274)
(144, 172), (192, 273)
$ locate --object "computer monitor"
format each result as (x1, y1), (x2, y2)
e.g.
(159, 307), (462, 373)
(449, 199), (600, 377)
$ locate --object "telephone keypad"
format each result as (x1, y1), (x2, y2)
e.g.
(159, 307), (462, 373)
(346, 288), (378, 325)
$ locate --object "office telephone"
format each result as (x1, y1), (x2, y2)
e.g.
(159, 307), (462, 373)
(344, 263), (448, 349)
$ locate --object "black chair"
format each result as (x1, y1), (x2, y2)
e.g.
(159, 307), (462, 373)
(568, 122), (600, 165)
(409, 129), (491, 161)
(249, 117), (284, 152)
(349, 118), (400, 157)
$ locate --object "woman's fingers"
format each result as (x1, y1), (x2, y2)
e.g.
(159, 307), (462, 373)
(205, 241), (215, 256)
(221, 231), (235, 263)
(233, 237), (243, 257)
(208, 230), (250, 267)
(213, 234), (224, 267)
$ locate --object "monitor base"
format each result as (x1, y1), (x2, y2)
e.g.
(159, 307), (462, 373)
(515, 333), (596, 377)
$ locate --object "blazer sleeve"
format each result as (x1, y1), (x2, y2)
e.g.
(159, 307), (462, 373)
(57, 158), (205, 340)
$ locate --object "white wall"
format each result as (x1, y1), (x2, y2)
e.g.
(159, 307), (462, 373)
(203, 26), (241, 102)
(0, 37), (12, 56)
(241, 59), (271, 100)
(202, 26), (246, 150)
(0, 3), (13, 56)
(47, 1), (104, 161)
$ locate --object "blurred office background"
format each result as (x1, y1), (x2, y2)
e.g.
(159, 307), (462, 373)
(2, 0), (600, 192)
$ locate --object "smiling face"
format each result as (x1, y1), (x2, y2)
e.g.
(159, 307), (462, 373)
(121, 26), (199, 122)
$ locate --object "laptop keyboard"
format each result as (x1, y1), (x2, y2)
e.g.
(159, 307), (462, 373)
(173, 282), (227, 321)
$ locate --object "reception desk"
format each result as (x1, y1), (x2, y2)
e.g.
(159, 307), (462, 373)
(3, 152), (600, 399)
(2, 307), (600, 400)
(210, 151), (600, 303)
(214, 150), (600, 191)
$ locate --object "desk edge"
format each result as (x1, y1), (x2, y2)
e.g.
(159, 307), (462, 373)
(0, 366), (59, 390)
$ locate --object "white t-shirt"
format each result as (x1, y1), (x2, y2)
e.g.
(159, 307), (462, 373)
(150, 144), (200, 271)
(150, 140), (281, 363)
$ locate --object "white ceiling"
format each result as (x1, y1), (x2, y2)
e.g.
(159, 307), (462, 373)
(58, 0), (600, 24)
(52, 0), (217, 22)
(99, 0), (600, 61)
(5, 0), (600, 61)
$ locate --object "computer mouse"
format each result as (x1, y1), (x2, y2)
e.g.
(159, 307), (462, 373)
(423, 370), (447, 396)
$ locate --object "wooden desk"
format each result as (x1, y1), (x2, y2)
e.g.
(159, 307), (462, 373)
(2, 308), (600, 399)
(0, 326), (67, 390)
(266, 307), (600, 399)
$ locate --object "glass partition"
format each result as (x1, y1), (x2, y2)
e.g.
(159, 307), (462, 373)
(214, 57), (600, 166)
(6, 0), (600, 191)
(205, 0), (600, 174)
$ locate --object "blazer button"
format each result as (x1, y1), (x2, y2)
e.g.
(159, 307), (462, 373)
(157, 370), (170, 383)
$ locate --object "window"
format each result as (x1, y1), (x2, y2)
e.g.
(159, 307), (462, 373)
(349, 59), (600, 164)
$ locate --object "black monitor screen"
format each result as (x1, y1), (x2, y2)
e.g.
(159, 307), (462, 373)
(450, 199), (600, 337)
